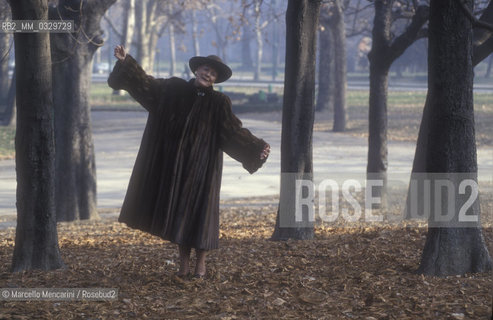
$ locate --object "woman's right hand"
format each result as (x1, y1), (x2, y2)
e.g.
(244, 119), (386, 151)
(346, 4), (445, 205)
(114, 45), (126, 61)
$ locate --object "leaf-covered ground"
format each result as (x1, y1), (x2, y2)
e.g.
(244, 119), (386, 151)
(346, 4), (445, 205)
(0, 197), (492, 319)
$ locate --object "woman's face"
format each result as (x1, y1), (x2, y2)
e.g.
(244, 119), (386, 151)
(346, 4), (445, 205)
(194, 64), (218, 88)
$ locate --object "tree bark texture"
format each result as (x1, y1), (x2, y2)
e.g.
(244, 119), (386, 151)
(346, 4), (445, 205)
(367, 1), (428, 206)
(411, 2), (493, 178)
(271, 0), (321, 241)
(9, 0), (64, 272)
(329, 0), (347, 132)
(316, 5), (334, 112)
(367, 0), (392, 207)
(416, 0), (492, 276)
(49, 0), (116, 222)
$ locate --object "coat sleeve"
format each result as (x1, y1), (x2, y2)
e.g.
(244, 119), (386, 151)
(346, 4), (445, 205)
(219, 95), (269, 174)
(107, 54), (166, 113)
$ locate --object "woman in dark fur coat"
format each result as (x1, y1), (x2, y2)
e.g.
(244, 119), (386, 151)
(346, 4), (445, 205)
(108, 45), (270, 278)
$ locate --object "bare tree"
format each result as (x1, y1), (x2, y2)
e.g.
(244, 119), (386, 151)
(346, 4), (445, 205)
(191, 9), (201, 56)
(49, 0), (116, 221)
(316, 0), (373, 130)
(316, 6), (335, 113)
(252, 0), (265, 80)
(241, 24), (254, 70)
(131, 0), (197, 72)
(271, 0), (321, 241)
(415, 0), (492, 276)
(122, 0), (135, 53)
(206, 0), (241, 62)
(367, 0), (428, 207)
(329, 0), (347, 132)
(8, 0), (64, 272)
(134, 0), (158, 72)
(166, 2), (189, 76)
(240, 0), (283, 80)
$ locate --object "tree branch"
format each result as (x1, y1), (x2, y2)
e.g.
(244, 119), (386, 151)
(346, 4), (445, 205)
(473, 35), (493, 66)
(102, 14), (122, 39)
(473, 0), (493, 46)
(456, 0), (493, 32)
(388, 4), (429, 62)
(87, 0), (116, 13)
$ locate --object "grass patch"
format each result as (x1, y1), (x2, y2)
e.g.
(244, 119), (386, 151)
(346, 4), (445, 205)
(316, 91), (493, 147)
(0, 126), (15, 159)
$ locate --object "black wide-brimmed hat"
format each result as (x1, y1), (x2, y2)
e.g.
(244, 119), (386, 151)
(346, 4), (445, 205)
(189, 55), (232, 83)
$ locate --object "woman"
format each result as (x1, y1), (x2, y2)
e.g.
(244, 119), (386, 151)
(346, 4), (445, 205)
(108, 45), (270, 278)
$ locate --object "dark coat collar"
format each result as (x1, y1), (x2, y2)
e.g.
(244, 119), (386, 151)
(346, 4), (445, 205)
(189, 78), (214, 96)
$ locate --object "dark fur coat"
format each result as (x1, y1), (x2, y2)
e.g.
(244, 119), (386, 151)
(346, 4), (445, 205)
(107, 55), (268, 250)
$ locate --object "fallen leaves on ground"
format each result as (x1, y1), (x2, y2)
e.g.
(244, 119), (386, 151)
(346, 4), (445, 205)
(0, 198), (492, 319)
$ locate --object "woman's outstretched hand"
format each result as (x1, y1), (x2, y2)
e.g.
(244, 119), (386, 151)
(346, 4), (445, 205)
(260, 143), (270, 160)
(114, 45), (126, 62)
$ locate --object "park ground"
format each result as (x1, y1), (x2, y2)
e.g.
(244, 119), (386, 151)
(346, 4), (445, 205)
(0, 201), (492, 319)
(0, 87), (492, 318)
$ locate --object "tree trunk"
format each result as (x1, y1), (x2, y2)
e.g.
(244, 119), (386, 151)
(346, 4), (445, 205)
(148, 28), (159, 74)
(367, 0), (392, 208)
(271, 6), (279, 81)
(169, 21), (176, 76)
(135, 0), (152, 72)
(315, 6), (334, 112)
(191, 9), (200, 56)
(409, 0), (493, 206)
(215, 28), (228, 63)
(254, 27), (263, 81)
(113, 0), (134, 96)
(9, 0), (64, 272)
(49, 0), (116, 222)
(122, 0), (135, 52)
(330, 0), (347, 132)
(271, 0), (321, 241)
(415, 0), (492, 276)
(241, 25), (253, 70)
(253, 0), (263, 81)
(367, 61), (390, 207)
(367, 1), (428, 207)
